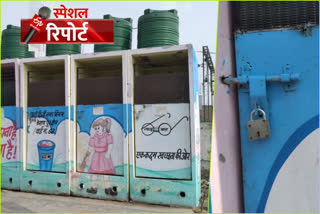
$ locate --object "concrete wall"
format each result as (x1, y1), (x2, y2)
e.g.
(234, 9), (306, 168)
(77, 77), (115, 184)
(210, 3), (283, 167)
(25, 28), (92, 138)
(209, 2), (244, 213)
(200, 122), (211, 180)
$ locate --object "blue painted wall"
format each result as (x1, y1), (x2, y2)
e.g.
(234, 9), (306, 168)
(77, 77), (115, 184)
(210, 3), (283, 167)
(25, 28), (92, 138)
(234, 27), (319, 212)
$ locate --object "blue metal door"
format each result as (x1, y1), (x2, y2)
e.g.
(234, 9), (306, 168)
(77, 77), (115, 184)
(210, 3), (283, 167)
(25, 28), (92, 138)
(234, 27), (319, 212)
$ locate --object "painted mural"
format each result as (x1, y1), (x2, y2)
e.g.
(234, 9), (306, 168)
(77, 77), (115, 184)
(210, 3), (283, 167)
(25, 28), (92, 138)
(76, 105), (126, 176)
(1, 107), (20, 189)
(134, 103), (192, 179)
(27, 106), (67, 172)
(1, 107), (18, 165)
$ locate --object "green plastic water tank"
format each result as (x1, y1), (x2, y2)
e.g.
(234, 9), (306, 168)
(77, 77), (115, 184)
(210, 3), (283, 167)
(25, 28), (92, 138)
(46, 44), (81, 56)
(1, 25), (34, 60)
(138, 9), (179, 48)
(94, 15), (132, 52)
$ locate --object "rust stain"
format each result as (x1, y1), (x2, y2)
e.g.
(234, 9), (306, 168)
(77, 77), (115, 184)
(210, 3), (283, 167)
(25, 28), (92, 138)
(155, 106), (167, 114)
(135, 107), (145, 120)
(151, 187), (161, 192)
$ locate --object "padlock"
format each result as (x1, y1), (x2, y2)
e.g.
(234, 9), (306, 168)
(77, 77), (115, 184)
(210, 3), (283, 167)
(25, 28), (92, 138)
(247, 108), (270, 140)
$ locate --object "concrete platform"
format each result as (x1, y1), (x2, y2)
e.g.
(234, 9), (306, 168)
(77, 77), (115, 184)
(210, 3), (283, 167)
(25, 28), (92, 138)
(1, 189), (193, 213)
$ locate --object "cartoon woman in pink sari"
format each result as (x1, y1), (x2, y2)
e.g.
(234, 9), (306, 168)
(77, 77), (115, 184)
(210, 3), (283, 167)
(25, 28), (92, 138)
(87, 118), (115, 174)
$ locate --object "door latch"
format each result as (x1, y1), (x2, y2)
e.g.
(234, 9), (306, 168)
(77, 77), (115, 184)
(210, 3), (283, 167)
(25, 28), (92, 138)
(222, 71), (299, 140)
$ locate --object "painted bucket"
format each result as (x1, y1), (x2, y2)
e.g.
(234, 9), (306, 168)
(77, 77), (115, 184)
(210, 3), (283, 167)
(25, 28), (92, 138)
(37, 140), (55, 171)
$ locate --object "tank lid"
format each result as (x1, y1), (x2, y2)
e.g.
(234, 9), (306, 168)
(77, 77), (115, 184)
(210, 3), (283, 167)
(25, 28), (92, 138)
(144, 9), (178, 16)
(103, 14), (133, 25)
(7, 25), (20, 30)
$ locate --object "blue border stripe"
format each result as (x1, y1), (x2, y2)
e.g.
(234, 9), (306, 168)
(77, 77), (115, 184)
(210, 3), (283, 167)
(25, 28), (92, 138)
(208, 189), (212, 213)
(78, 114), (125, 136)
(257, 115), (319, 212)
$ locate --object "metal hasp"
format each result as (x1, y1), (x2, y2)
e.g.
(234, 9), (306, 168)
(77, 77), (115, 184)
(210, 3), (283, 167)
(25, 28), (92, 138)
(223, 70), (300, 140)
(223, 73), (300, 85)
(223, 71), (300, 110)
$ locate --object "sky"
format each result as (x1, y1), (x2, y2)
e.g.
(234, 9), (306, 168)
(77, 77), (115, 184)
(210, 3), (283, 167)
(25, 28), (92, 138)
(1, 1), (218, 60)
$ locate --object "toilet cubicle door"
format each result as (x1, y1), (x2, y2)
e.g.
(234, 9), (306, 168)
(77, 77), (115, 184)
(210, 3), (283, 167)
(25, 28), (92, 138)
(20, 56), (70, 195)
(70, 52), (129, 201)
(129, 45), (201, 207)
(132, 46), (193, 180)
(235, 27), (319, 212)
(1, 59), (20, 190)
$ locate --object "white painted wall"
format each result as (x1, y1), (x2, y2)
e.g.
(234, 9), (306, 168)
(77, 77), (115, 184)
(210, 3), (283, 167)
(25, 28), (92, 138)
(210, 2), (244, 212)
(1, 108), (18, 164)
(135, 104), (191, 174)
(265, 129), (319, 213)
